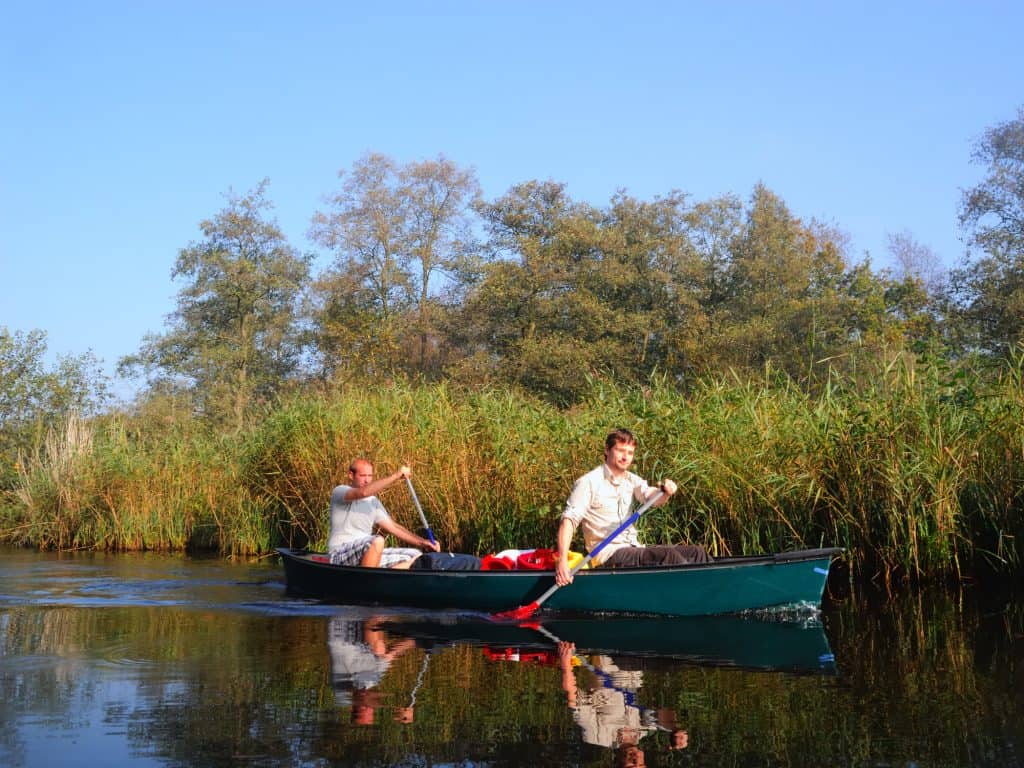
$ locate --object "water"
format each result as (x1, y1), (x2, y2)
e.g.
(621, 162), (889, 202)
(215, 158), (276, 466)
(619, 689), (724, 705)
(0, 546), (1020, 767)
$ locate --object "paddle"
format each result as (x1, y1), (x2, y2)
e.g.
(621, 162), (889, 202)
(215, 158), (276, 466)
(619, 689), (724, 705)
(405, 477), (437, 546)
(492, 489), (668, 621)
(394, 650), (432, 723)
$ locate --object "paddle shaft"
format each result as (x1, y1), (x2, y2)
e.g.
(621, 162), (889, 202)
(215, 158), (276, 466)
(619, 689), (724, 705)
(527, 489), (668, 611)
(405, 477), (437, 545)
(406, 651), (431, 708)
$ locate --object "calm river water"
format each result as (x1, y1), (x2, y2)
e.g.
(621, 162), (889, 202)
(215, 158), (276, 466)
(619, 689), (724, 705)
(0, 546), (1020, 767)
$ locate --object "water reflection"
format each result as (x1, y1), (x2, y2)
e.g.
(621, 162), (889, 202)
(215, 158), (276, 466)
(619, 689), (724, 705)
(364, 612), (833, 766)
(554, 636), (690, 767)
(0, 547), (1020, 767)
(374, 612), (836, 672)
(327, 614), (421, 725)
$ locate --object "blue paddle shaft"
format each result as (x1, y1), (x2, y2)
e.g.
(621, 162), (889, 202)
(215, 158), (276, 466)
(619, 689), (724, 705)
(531, 489), (668, 608)
(406, 477), (437, 545)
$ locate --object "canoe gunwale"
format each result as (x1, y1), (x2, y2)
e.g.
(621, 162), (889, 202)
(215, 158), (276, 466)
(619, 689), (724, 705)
(275, 546), (844, 577)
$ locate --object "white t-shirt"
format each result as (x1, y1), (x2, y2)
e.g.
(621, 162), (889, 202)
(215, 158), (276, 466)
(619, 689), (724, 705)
(327, 484), (391, 551)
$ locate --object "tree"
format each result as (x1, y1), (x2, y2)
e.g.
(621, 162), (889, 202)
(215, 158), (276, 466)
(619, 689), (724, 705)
(708, 184), (850, 380)
(455, 181), (608, 403)
(952, 106), (1024, 356)
(120, 180), (310, 428)
(402, 156), (482, 372)
(0, 327), (109, 486)
(308, 153), (480, 379)
(882, 231), (947, 355)
(669, 193), (744, 375)
(888, 230), (945, 295)
(457, 183), (710, 402)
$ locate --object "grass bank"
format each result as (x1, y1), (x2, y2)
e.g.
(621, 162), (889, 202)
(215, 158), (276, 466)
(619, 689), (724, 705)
(2, 360), (1022, 583)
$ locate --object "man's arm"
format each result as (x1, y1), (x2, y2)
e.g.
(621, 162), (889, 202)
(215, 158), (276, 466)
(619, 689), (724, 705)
(558, 640), (578, 708)
(555, 517), (577, 586)
(376, 516), (440, 552)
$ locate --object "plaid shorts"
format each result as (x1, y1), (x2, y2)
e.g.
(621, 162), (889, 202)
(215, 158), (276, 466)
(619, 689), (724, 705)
(329, 536), (375, 566)
(329, 536), (421, 568)
(379, 548), (423, 567)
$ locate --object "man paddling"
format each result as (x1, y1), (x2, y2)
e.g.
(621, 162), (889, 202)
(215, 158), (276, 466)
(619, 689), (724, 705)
(328, 459), (440, 568)
(555, 428), (710, 586)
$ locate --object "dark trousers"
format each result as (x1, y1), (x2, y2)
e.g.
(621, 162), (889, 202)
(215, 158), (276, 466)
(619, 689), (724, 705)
(603, 544), (711, 568)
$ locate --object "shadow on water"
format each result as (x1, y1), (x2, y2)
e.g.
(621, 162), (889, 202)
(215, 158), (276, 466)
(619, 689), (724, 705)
(0, 546), (1021, 767)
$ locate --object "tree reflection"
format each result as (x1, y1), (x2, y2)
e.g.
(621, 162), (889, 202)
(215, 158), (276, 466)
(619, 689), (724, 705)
(0, 577), (1021, 767)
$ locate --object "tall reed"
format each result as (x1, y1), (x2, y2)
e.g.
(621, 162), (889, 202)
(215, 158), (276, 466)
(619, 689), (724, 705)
(2, 360), (1022, 581)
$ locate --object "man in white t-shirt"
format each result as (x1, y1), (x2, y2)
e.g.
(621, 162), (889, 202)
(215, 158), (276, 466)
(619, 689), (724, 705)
(328, 459), (440, 568)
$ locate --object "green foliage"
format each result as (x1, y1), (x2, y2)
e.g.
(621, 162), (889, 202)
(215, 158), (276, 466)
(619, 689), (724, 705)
(951, 105), (1024, 356)
(0, 327), (110, 490)
(308, 152), (481, 380)
(453, 176), (938, 401)
(119, 180), (310, 430)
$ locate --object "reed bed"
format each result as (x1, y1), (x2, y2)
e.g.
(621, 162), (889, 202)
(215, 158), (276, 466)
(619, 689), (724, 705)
(2, 359), (1022, 582)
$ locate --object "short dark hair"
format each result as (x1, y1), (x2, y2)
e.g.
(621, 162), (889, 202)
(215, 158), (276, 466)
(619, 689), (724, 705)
(605, 428), (637, 451)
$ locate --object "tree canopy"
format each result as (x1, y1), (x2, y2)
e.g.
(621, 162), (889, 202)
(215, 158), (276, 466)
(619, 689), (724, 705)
(0, 327), (109, 487)
(951, 106), (1024, 356)
(11, 105), (1017, 423)
(119, 180), (310, 428)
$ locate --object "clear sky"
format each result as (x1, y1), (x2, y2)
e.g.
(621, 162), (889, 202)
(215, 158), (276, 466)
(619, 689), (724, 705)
(2, 1), (1021, 398)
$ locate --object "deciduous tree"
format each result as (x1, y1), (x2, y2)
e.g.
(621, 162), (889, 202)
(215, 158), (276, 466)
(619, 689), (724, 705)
(120, 180), (310, 428)
(308, 153), (480, 379)
(952, 106), (1024, 356)
(0, 327), (109, 486)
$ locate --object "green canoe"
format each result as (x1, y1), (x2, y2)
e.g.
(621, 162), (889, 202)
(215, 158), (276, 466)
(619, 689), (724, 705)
(277, 546), (842, 617)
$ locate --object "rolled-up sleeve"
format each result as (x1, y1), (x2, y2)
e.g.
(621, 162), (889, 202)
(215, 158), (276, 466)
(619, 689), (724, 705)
(633, 477), (655, 503)
(562, 475), (590, 528)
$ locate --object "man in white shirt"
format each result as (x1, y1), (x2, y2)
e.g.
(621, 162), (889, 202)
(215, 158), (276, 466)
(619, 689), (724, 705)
(328, 459), (440, 568)
(555, 428), (710, 586)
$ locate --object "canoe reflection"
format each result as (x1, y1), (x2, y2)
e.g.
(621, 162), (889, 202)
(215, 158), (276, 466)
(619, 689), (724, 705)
(376, 612), (836, 673)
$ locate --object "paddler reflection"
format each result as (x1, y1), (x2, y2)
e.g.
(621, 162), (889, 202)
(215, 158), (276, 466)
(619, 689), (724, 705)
(480, 629), (687, 766)
(557, 643), (692, 768)
(327, 614), (425, 726)
(556, 640), (689, 766)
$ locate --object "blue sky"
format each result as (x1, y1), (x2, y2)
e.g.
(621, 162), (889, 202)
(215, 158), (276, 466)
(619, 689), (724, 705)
(2, 1), (1021, 397)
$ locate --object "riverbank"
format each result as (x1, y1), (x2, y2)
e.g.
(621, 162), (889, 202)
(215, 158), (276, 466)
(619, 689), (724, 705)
(3, 362), (1022, 584)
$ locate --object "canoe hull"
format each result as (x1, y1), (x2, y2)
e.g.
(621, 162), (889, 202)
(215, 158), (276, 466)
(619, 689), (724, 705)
(277, 547), (842, 617)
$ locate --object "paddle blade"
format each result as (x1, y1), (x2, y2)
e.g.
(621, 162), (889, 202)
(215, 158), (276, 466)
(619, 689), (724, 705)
(491, 601), (540, 621)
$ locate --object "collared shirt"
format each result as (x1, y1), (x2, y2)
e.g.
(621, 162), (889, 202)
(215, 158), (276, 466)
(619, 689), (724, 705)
(570, 655), (654, 748)
(562, 464), (654, 565)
